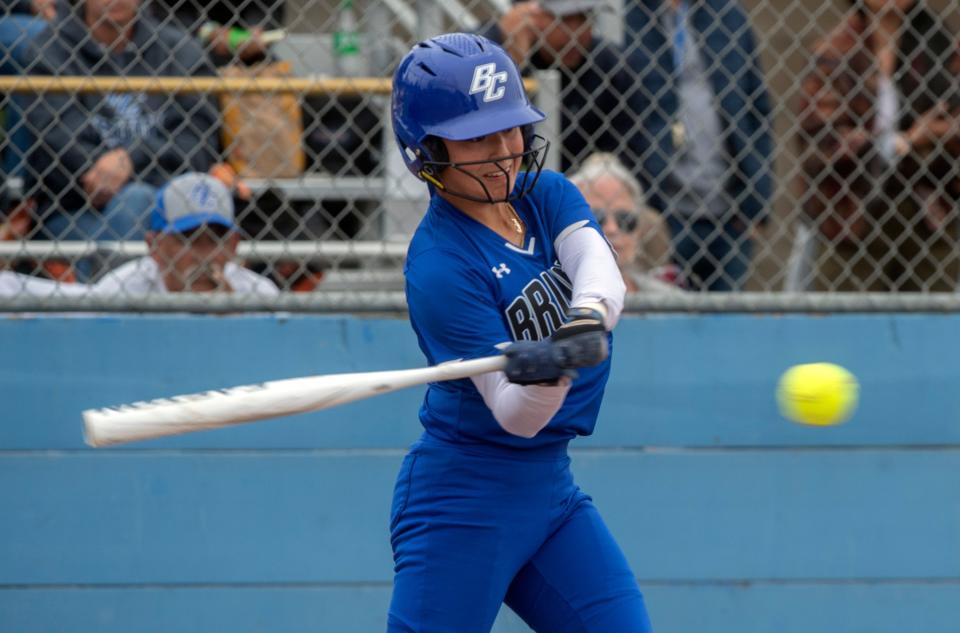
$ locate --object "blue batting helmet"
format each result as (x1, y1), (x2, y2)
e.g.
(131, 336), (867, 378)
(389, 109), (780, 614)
(391, 33), (546, 182)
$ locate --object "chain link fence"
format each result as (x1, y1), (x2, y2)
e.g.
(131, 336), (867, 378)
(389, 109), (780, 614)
(0, 0), (958, 309)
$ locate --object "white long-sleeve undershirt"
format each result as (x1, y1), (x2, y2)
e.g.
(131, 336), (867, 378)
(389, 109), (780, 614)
(471, 224), (626, 438)
(471, 372), (571, 439)
(554, 221), (626, 329)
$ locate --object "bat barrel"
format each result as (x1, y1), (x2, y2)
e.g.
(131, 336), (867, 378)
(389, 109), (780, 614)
(82, 355), (508, 447)
(82, 374), (362, 447)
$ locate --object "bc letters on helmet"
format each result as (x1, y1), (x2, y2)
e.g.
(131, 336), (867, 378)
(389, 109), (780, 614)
(391, 33), (549, 201)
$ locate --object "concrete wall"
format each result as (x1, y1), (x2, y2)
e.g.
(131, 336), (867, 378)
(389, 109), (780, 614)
(2, 314), (958, 632)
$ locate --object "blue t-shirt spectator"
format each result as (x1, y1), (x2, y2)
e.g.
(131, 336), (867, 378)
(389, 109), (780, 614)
(624, 0), (774, 290)
(22, 2), (220, 241)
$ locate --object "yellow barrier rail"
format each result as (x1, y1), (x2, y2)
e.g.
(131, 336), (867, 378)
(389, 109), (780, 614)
(0, 76), (539, 95)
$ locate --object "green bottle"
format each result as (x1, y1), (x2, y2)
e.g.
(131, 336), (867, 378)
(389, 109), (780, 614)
(333, 0), (362, 76)
(199, 22), (253, 51)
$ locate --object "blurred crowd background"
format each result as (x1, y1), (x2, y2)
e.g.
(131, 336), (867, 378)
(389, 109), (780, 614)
(0, 0), (958, 299)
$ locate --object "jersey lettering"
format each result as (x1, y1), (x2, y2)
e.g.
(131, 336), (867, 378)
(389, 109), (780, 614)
(469, 63), (508, 102)
(540, 264), (572, 314)
(525, 281), (565, 337)
(506, 293), (540, 341)
(505, 269), (570, 341)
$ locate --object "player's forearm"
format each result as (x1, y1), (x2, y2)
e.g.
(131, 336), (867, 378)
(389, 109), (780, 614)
(556, 226), (626, 330)
(471, 372), (570, 439)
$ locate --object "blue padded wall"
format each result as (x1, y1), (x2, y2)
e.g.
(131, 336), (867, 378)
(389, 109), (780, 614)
(2, 314), (958, 632)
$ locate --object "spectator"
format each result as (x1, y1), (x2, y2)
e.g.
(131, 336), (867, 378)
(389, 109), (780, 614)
(624, 0), (774, 291)
(482, 0), (646, 174)
(0, 268), (87, 296)
(1, 0), (52, 19)
(569, 152), (685, 293)
(0, 2), (53, 73)
(1, 1), (58, 179)
(93, 172), (278, 295)
(1, 0), (61, 276)
(148, 0), (286, 66)
(795, 0), (960, 291)
(23, 0), (221, 243)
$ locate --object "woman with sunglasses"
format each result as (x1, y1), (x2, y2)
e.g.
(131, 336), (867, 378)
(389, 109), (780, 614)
(571, 153), (686, 293)
(388, 33), (652, 632)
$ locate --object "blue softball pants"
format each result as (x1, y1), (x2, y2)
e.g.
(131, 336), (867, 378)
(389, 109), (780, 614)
(387, 435), (653, 633)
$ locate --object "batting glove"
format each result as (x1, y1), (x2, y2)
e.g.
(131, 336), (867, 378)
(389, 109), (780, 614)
(550, 306), (607, 342)
(503, 307), (609, 385)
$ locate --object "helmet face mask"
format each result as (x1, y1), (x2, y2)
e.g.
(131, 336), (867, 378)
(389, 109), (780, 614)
(419, 133), (551, 204)
(391, 33), (549, 203)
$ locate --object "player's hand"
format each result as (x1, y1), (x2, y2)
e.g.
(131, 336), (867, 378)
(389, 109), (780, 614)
(550, 306), (609, 370)
(504, 308), (609, 385)
(504, 339), (573, 385)
(550, 306), (606, 342)
(504, 332), (608, 385)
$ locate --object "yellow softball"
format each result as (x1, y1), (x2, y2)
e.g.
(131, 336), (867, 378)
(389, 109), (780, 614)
(776, 363), (859, 427)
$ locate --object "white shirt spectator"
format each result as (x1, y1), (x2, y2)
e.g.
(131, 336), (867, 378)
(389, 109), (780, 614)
(93, 257), (279, 296)
(0, 271), (90, 297)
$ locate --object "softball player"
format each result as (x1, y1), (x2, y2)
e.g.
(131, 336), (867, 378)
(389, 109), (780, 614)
(388, 33), (653, 633)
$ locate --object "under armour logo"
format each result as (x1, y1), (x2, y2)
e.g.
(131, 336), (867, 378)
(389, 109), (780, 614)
(492, 263), (511, 279)
(470, 63), (508, 102)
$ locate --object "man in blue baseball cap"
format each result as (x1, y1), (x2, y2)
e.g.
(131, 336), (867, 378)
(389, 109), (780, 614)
(94, 173), (278, 295)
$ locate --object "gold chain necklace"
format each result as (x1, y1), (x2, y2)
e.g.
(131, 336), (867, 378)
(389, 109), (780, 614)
(506, 203), (524, 235)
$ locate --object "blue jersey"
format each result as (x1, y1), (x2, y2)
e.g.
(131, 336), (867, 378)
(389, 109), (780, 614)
(404, 170), (613, 449)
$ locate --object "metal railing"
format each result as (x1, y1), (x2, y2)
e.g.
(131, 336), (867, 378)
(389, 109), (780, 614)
(0, 0), (958, 310)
